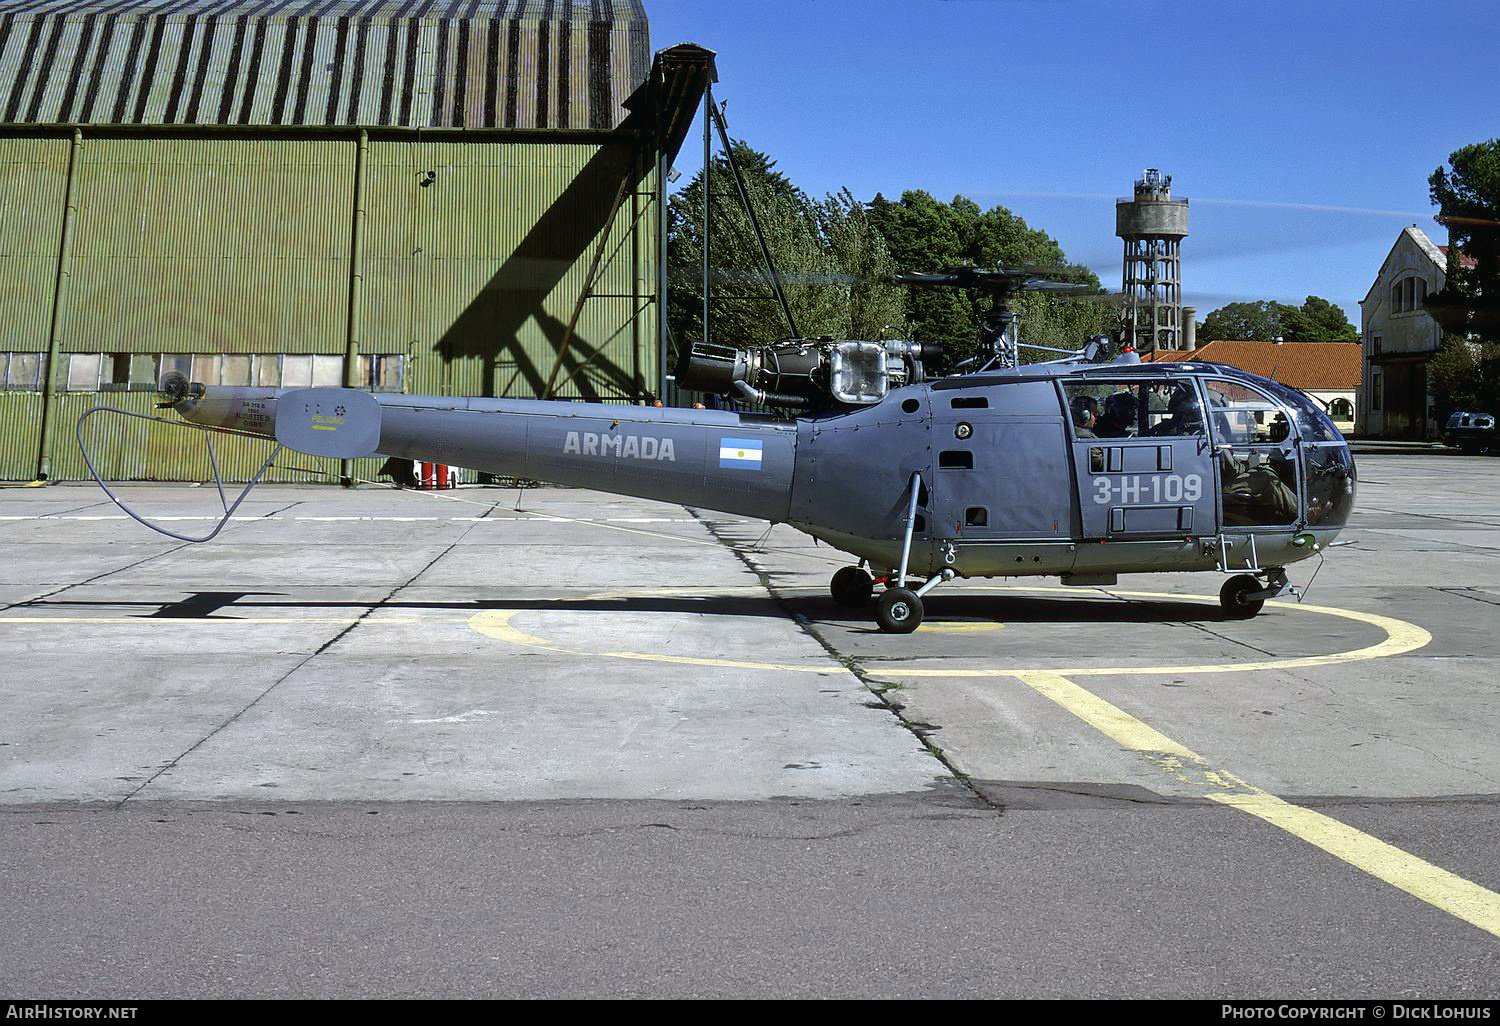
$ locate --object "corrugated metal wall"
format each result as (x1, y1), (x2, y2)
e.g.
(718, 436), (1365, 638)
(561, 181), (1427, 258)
(0, 135), (67, 352)
(367, 138), (653, 400)
(0, 128), (661, 482)
(66, 136), (354, 354)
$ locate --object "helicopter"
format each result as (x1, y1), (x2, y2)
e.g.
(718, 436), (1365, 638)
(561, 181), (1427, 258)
(85, 268), (1355, 634)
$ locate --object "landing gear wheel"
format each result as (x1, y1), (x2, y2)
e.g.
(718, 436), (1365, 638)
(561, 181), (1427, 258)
(830, 566), (875, 607)
(1220, 574), (1265, 619)
(875, 587), (924, 633)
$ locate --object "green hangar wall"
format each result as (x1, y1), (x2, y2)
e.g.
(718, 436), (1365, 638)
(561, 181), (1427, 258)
(0, 0), (711, 482)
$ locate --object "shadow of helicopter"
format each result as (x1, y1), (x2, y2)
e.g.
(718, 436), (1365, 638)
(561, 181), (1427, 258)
(26, 592), (1263, 626)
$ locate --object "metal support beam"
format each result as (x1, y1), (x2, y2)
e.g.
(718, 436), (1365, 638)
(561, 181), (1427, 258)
(36, 128), (83, 482)
(543, 172), (634, 399)
(702, 84), (712, 347)
(897, 471), (922, 586)
(706, 99), (799, 339)
(341, 128), (369, 487)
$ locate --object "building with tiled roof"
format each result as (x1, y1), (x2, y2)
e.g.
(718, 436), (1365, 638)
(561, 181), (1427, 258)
(1149, 340), (1360, 432)
(1359, 225), (1453, 440)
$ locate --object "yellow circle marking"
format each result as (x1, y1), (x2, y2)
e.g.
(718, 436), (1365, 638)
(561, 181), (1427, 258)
(464, 584), (1431, 677)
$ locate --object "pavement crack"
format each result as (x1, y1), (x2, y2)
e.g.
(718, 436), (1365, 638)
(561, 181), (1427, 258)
(690, 511), (1004, 816)
(1434, 587), (1500, 609)
(115, 497), (503, 807)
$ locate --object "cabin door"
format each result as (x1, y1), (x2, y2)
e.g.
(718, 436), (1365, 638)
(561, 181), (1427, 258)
(1064, 379), (1219, 541)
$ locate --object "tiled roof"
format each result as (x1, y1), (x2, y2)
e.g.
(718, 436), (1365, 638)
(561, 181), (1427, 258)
(1438, 246), (1480, 271)
(1148, 340), (1361, 390)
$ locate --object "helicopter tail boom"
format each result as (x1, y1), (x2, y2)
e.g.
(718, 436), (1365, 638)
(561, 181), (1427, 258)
(164, 382), (797, 522)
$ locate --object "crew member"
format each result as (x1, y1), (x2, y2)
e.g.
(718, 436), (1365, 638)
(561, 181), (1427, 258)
(1095, 391), (1139, 437)
(1070, 394), (1098, 437)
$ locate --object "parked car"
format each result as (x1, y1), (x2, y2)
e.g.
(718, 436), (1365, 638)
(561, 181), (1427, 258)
(1443, 411), (1496, 454)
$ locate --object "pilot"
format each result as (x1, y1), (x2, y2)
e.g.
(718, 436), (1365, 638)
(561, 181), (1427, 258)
(1070, 394), (1098, 437)
(1095, 391), (1138, 437)
(1150, 387), (1205, 436)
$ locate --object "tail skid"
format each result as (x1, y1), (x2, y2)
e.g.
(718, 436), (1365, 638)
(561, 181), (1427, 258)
(76, 405), (284, 543)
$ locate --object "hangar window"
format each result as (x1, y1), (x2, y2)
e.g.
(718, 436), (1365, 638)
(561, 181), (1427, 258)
(255, 355), (282, 387)
(312, 355), (345, 387)
(191, 354), (221, 385)
(221, 355), (252, 387)
(66, 353), (102, 391)
(1, 353), (41, 390)
(281, 355), (313, 388)
(159, 354), (191, 383)
(357, 354), (405, 392)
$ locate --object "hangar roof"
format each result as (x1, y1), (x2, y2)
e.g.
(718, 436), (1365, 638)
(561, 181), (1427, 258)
(0, 0), (650, 130)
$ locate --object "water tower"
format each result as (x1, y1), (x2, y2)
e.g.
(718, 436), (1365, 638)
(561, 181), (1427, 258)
(1116, 169), (1189, 352)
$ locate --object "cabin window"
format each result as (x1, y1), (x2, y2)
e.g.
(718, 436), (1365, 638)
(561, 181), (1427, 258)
(939, 450), (974, 469)
(1202, 379), (1286, 445)
(1063, 380), (1205, 438)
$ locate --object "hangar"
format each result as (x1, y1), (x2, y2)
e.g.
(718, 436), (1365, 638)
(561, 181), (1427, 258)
(0, 0), (710, 482)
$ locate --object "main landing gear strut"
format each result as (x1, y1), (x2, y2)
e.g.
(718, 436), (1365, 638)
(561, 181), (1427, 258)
(827, 472), (957, 634)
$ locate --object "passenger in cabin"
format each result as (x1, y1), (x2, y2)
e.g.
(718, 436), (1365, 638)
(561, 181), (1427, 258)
(1095, 391), (1139, 437)
(1070, 394), (1098, 437)
(1149, 387), (1205, 436)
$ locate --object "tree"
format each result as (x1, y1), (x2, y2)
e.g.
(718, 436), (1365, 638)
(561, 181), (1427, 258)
(1198, 297), (1355, 342)
(1198, 301), (1288, 342)
(867, 191), (1110, 365)
(1281, 296), (1359, 342)
(1426, 139), (1500, 342)
(1424, 139), (1500, 417)
(666, 143), (906, 351)
(1428, 336), (1500, 421)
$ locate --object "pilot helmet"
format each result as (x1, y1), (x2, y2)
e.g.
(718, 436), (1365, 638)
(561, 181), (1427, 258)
(1168, 387), (1203, 423)
(1070, 394), (1097, 427)
(1103, 390), (1138, 423)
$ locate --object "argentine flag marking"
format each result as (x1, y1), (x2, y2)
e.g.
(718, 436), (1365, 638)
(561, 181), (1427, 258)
(719, 437), (764, 471)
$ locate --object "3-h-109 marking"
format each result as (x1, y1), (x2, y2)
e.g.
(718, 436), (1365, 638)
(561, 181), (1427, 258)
(1092, 473), (1204, 505)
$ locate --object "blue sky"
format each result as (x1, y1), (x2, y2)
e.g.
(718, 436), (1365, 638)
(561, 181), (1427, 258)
(646, 0), (1500, 326)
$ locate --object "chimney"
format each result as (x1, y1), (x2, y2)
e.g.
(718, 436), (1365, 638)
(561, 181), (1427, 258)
(1182, 307), (1196, 352)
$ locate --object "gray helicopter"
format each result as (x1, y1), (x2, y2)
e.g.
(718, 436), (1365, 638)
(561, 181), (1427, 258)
(89, 269), (1355, 633)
